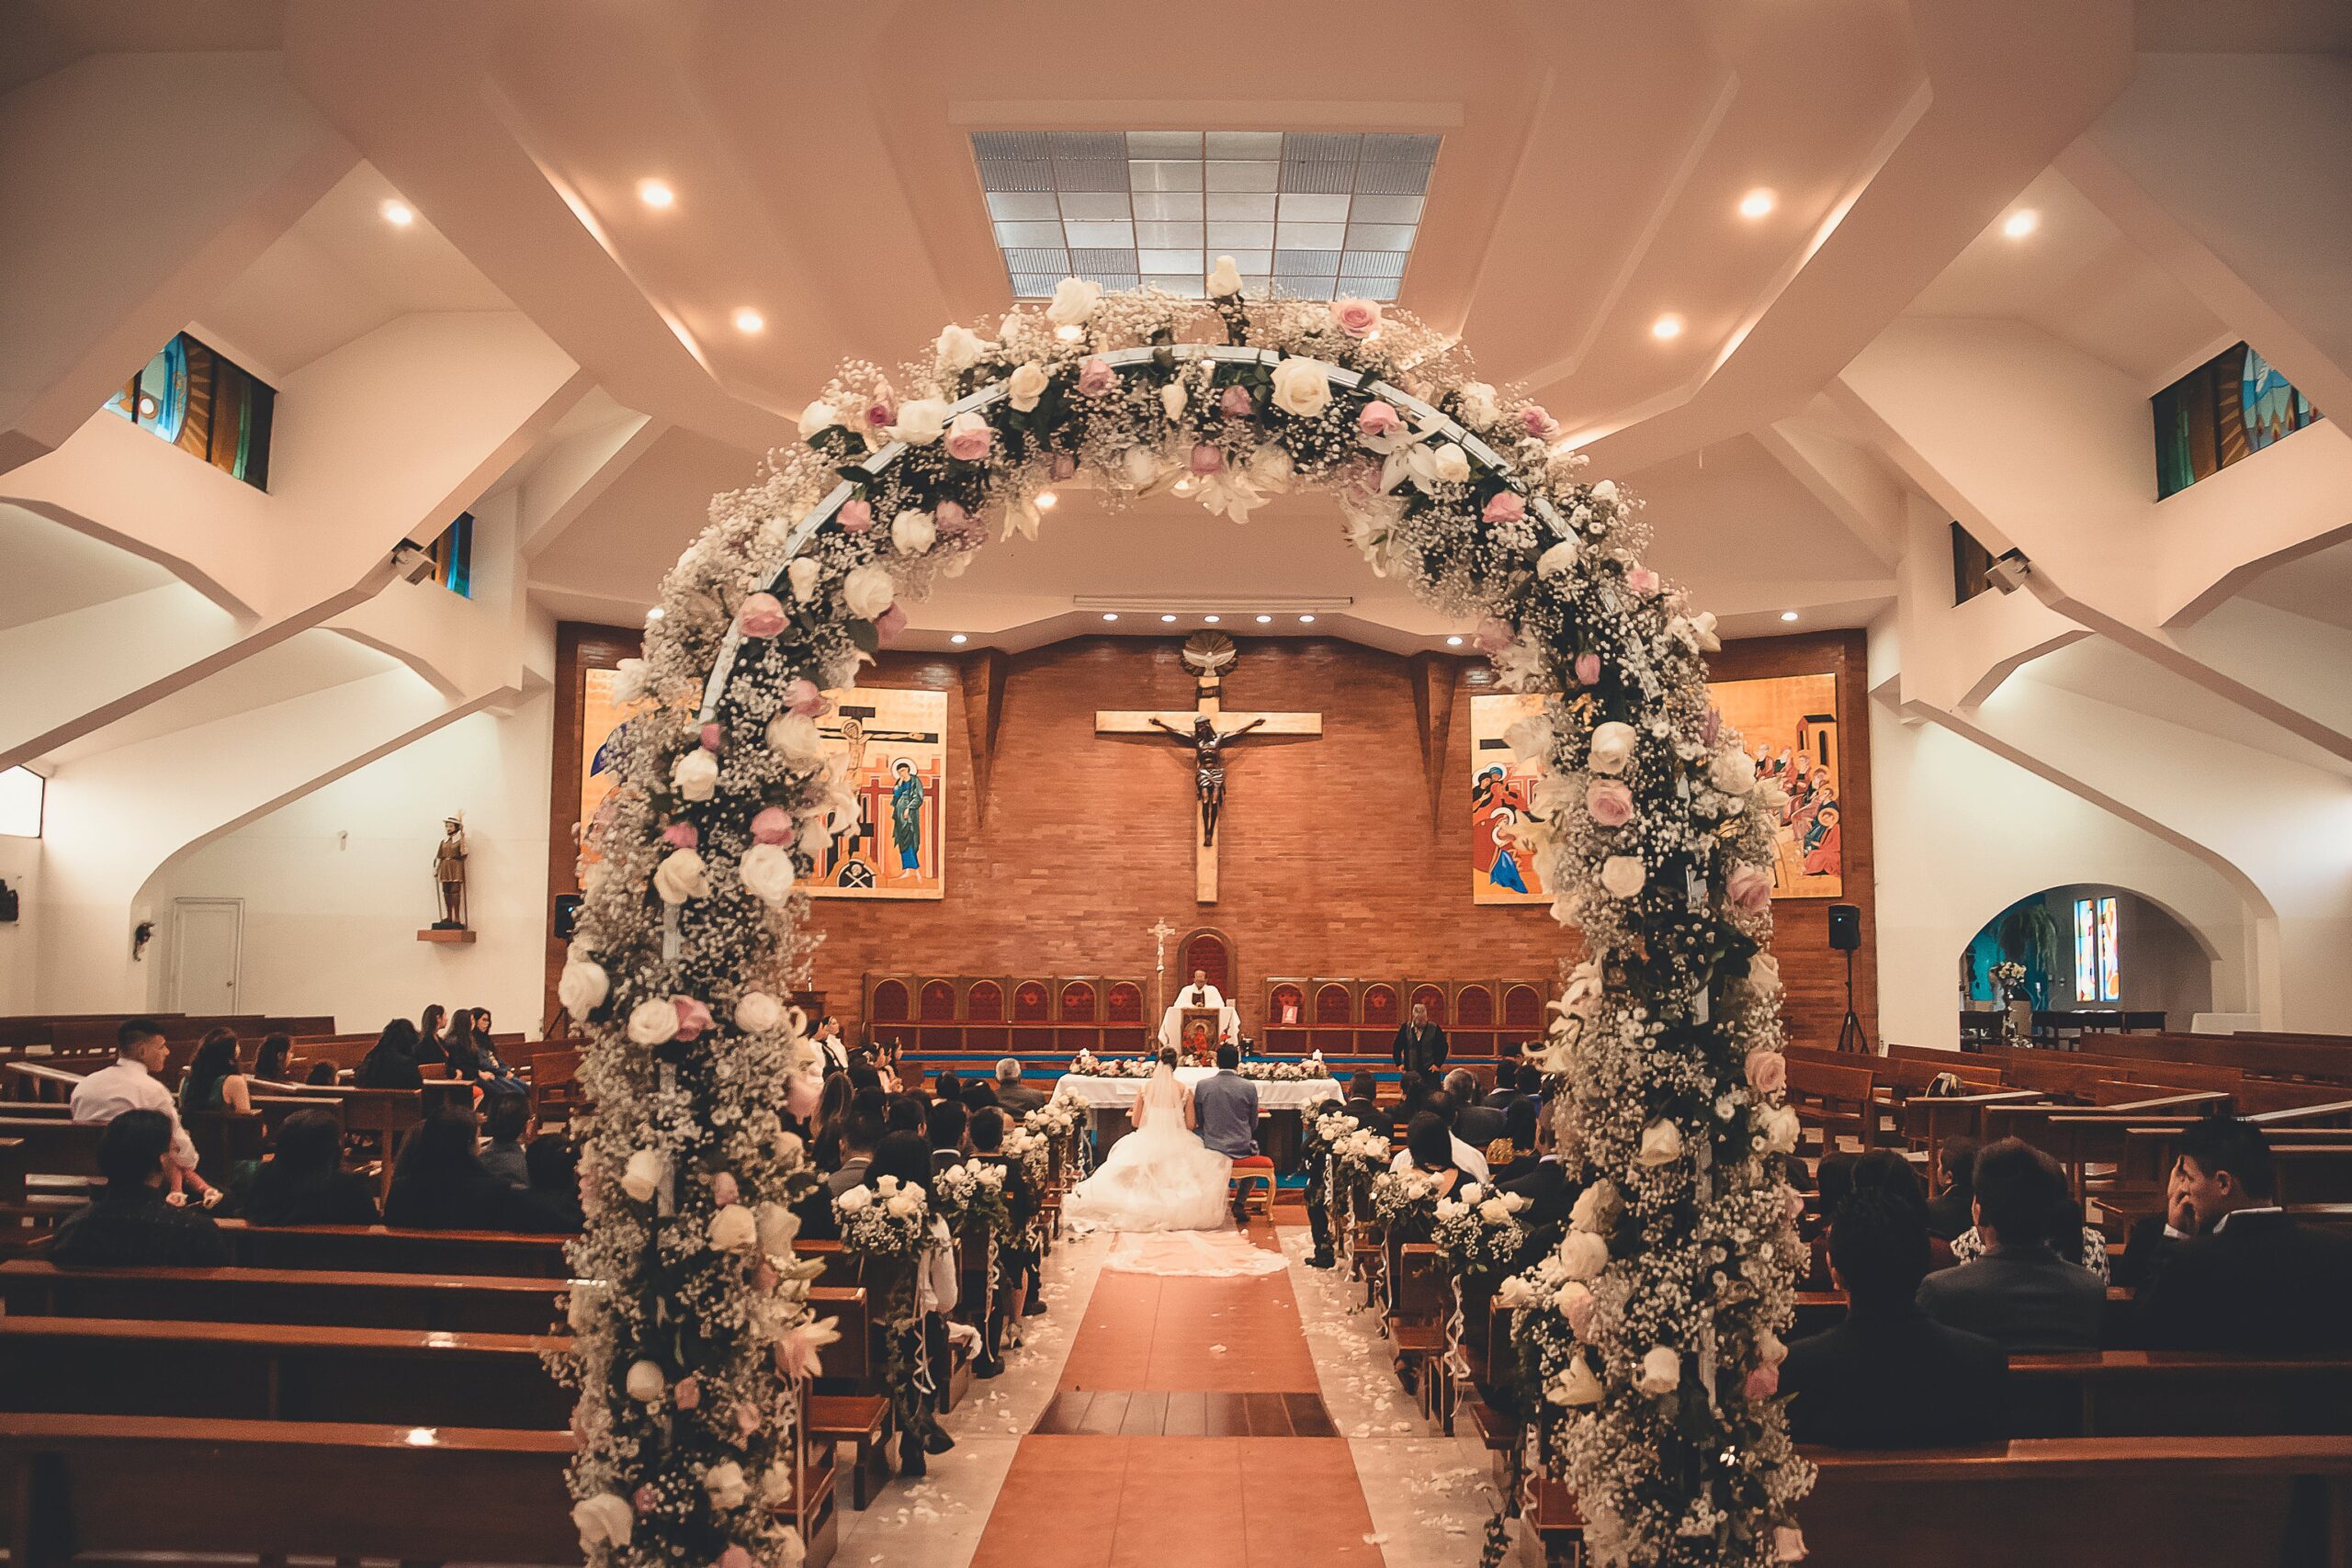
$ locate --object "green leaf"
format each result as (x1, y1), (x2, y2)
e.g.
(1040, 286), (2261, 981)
(848, 619), (880, 653)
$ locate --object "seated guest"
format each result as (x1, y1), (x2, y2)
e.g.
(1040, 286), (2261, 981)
(1499, 1107), (1578, 1235)
(1923, 1136), (1978, 1241)
(1447, 1069), (1507, 1149)
(356, 1018), (425, 1089)
(2136, 1117), (2352, 1350)
(813, 1016), (851, 1076)
(1781, 1189), (2007, 1448)
(1343, 1071), (1393, 1135)
(304, 1060), (340, 1086)
(1487, 1096), (1544, 1186)
(1916, 1138), (2103, 1351)
(825, 1113), (885, 1197)
(1804, 1154), (1856, 1289)
(384, 1108), (575, 1232)
(2112, 1159), (2197, 1293)
(866, 1130), (957, 1477)
(847, 1060), (884, 1094)
(478, 1092), (531, 1189)
(1483, 1060), (1521, 1110)
(71, 1018), (218, 1207)
(526, 1135), (587, 1229)
(462, 1012), (526, 1096)
(993, 1057), (1047, 1114)
(886, 1094), (928, 1135)
(1388, 1090), (1491, 1183)
(927, 1099), (970, 1175)
(962, 1080), (1001, 1111)
(809, 1073), (854, 1171)
(1400, 1112), (1468, 1199)
(178, 1028), (254, 1115)
(415, 1004), (450, 1067)
(251, 1032), (294, 1085)
(53, 1111), (232, 1267)
(932, 1070), (963, 1106)
(1849, 1147), (1955, 1270)
(1951, 1169), (2108, 1281)
(437, 1017), (482, 1083)
(967, 1107), (1036, 1372)
(239, 1108), (379, 1226)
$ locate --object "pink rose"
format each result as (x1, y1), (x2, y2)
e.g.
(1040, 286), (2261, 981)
(581, 1169), (603, 1218)
(875, 603), (908, 645)
(1521, 404), (1559, 439)
(1473, 617), (1514, 654)
(837, 499), (873, 534)
(1482, 491), (1525, 525)
(673, 1373), (701, 1411)
(1702, 706), (1722, 747)
(752, 1260), (778, 1294)
(934, 499), (977, 541)
(1565, 1291), (1599, 1340)
(736, 592), (786, 638)
(1746, 1051), (1788, 1095)
(1050, 452), (1077, 481)
(1219, 385), (1254, 419)
(750, 807), (793, 846)
(633, 1484), (659, 1514)
(1076, 357), (1117, 397)
(1574, 652), (1602, 687)
(1726, 863), (1773, 912)
(782, 678), (829, 717)
(712, 1171), (740, 1207)
(944, 416), (993, 463)
(863, 399), (894, 434)
(1190, 443), (1226, 476)
(1745, 1363), (1780, 1400)
(733, 1404), (761, 1438)
(1585, 781), (1635, 828)
(1624, 565), (1660, 597)
(662, 822), (700, 850)
(700, 722), (723, 752)
(1329, 297), (1382, 338)
(673, 996), (714, 1042)
(1784, 1186), (1805, 1223)
(1358, 400), (1400, 438)
(1775, 1525), (1806, 1563)
(720, 1549), (752, 1568)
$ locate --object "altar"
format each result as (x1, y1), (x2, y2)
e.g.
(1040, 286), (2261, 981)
(1054, 1066), (1343, 1171)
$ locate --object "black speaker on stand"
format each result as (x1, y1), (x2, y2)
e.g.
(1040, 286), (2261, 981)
(1827, 902), (1868, 1055)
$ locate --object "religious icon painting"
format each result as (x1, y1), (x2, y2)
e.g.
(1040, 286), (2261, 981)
(809, 685), (947, 900)
(577, 663), (652, 869)
(1706, 672), (1841, 899)
(1469, 692), (1549, 906)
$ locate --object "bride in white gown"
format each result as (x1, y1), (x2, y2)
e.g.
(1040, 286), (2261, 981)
(1064, 1050), (1234, 1233)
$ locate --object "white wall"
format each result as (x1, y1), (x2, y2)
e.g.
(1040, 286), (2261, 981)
(0, 831), (40, 1016)
(138, 694), (554, 1035)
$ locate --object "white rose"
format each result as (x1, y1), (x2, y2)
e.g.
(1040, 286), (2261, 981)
(572, 1494), (634, 1550)
(786, 557), (820, 604)
(1637, 1118), (1684, 1167)
(797, 813), (831, 860)
(558, 957), (610, 1018)
(1478, 1197), (1512, 1224)
(1206, 254), (1243, 297)
(740, 842), (797, 904)
(1758, 1330), (1788, 1368)
(1270, 357), (1332, 418)
(1587, 721), (1637, 775)
(1670, 611), (1723, 655)
(1159, 382), (1186, 422)
(1761, 1104), (1802, 1155)
(1558, 1229), (1609, 1280)
(766, 712), (823, 763)
(1636, 1346), (1681, 1395)
(703, 1460), (750, 1510)
(1495, 1275), (1537, 1310)
(797, 400), (838, 440)
(842, 564), (894, 620)
(1555, 1279), (1594, 1325)
(1504, 714), (1553, 765)
(565, 1281), (603, 1333)
(672, 748), (718, 802)
(1248, 444), (1295, 488)
(708, 1204), (759, 1252)
(1548, 1356), (1604, 1406)
(1007, 361), (1048, 412)
(734, 990), (784, 1034)
(892, 509), (936, 555)
(622, 1149), (667, 1202)
(756, 1201), (800, 1256)
(627, 998), (680, 1047)
(1709, 748), (1756, 795)
(611, 657), (650, 704)
(1569, 1180), (1613, 1235)
(1045, 276), (1102, 327)
(760, 1461), (796, 1508)
(1590, 479), (1618, 505)
(1457, 381), (1500, 429)
(653, 847), (708, 904)
(888, 398), (950, 445)
(1747, 953), (1783, 999)
(1458, 1181), (1483, 1204)
(1430, 442), (1471, 484)
(1600, 855), (1646, 899)
(625, 1359), (666, 1402)
(1121, 445), (1163, 490)
(1537, 539), (1579, 578)
(886, 1191), (920, 1218)
(835, 1186), (873, 1214)
(935, 323), (988, 371)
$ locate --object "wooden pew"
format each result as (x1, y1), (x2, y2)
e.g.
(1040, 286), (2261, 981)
(1787, 1057), (1875, 1151)
(214, 1220), (576, 1277)
(2, 1063), (85, 1105)
(2006, 1351), (2352, 1438)
(0, 1259), (568, 1335)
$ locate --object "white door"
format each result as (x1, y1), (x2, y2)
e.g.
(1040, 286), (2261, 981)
(171, 897), (243, 1013)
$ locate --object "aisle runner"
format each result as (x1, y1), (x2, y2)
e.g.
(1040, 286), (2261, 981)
(964, 1218), (1386, 1568)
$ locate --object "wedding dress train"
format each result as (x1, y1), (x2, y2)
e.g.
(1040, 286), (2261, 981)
(1063, 1065), (1238, 1235)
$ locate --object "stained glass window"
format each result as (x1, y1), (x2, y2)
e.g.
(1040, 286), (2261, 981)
(104, 333), (275, 491)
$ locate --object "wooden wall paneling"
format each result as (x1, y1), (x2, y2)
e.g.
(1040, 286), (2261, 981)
(958, 649), (1010, 829)
(545, 623), (642, 1029)
(1408, 651), (1459, 823)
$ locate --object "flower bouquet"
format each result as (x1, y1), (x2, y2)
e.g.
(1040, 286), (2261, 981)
(1431, 1180), (1532, 1280)
(1370, 1166), (1442, 1241)
(832, 1176), (935, 1440)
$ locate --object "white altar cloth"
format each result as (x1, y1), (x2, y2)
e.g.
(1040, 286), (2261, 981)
(1052, 1066), (1343, 1111)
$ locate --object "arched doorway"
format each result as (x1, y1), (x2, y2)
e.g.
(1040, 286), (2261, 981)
(1961, 884), (2221, 1037)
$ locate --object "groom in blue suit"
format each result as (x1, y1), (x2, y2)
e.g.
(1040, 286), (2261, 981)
(1193, 1043), (1265, 1222)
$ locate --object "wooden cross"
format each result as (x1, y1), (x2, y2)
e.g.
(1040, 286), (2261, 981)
(1097, 637), (1322, 905)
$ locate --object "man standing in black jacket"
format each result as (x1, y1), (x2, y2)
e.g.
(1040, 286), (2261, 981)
(2136, 1116), (2352, 1350)
(1393, 1002), (1447, 1076)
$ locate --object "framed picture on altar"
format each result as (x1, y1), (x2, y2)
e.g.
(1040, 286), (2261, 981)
(1706, 671), (1841, 899)
(1469, 692), (1549, 906)
(809, 686), (947, 900)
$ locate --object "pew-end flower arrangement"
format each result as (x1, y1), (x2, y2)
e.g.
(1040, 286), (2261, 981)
(1431, 1181), (1532, 1280)
(554, 257), (1808, 1567)
(831, 1176), (937, 1446)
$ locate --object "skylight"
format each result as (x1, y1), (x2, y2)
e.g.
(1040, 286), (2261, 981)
(972, 130), (1437, 303)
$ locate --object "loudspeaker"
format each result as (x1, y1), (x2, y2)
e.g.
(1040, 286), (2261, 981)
(1827, 903), (1861, 952)
(554, 893), (582, 941)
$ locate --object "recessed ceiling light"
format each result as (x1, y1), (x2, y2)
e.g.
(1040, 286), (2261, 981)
(1203, 614), (1220, 624)
(1102, 613), (1119, 622)
(732, 308), (765, 334)
(380, 199), (415, 228)
(1255, 614), (1272, 624)
(1035, 491), (1058, 510)
(1737, 188), (1776, 220)
(1780, 611), (1800, 622)
(1445, 635), (1464, 647)
(950, 633), (969, 644)
(638, 178), (675, 209)
(1159, 613), (1178, 623)
(1651, 313), (1684, 341)
(2002, 209), (2039, 240)
(1297, 614), (1316, 625)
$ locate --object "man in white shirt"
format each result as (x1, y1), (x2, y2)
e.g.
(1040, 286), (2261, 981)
(70, 1019), (202, 1182)
(1388, 1097), (1492, 1185)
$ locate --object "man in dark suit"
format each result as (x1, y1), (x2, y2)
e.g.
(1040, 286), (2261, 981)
(1482, 1060), (1521, 1111)
(1915, 1138), (2103, 1352)
(1343, 1070), (1393, 1137)
(1781, 1189), (2008, 1448)
(1447, 1069), (1508, 1150)
(2136, 1117), (2352, 1350)
(991, 1057), (1047, 1115)
(1393, 1002), (1447, 1076)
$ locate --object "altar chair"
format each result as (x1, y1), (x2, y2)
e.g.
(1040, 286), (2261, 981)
(1227, 1153), (1274, 1219)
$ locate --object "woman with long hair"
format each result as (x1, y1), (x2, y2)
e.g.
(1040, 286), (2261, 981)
(241, 1108), (377, 1225)
(356, 1018), (424, 1089)
(251, 1032), (294, 1085)
(178, 1029), (253, 1114)
(810, 1071), (854, 1171)
(415, 1004), (449, 1066)
(384, 1107), (573, 1232)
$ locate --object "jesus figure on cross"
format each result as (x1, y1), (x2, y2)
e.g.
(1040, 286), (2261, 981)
(1151, 713), (1267, 847)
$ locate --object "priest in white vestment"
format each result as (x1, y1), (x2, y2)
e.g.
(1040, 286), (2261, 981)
(1159, 969), (1240, 1048)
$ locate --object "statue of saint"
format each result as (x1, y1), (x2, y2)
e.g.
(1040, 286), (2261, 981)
(434, 815), (469, 929)
(1150, 714), (1265, 847)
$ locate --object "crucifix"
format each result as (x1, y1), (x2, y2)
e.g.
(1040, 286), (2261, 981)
(1096, 632), (1322, 904)
(1148, 916), (1177, 1030)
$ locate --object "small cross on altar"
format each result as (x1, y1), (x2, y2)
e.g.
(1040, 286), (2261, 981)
(1149, 916), (1177, 1024)
(1096, 633), (1321, 905)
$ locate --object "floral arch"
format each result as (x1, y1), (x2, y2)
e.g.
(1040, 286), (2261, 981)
(554, 275), (1809, 1568)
